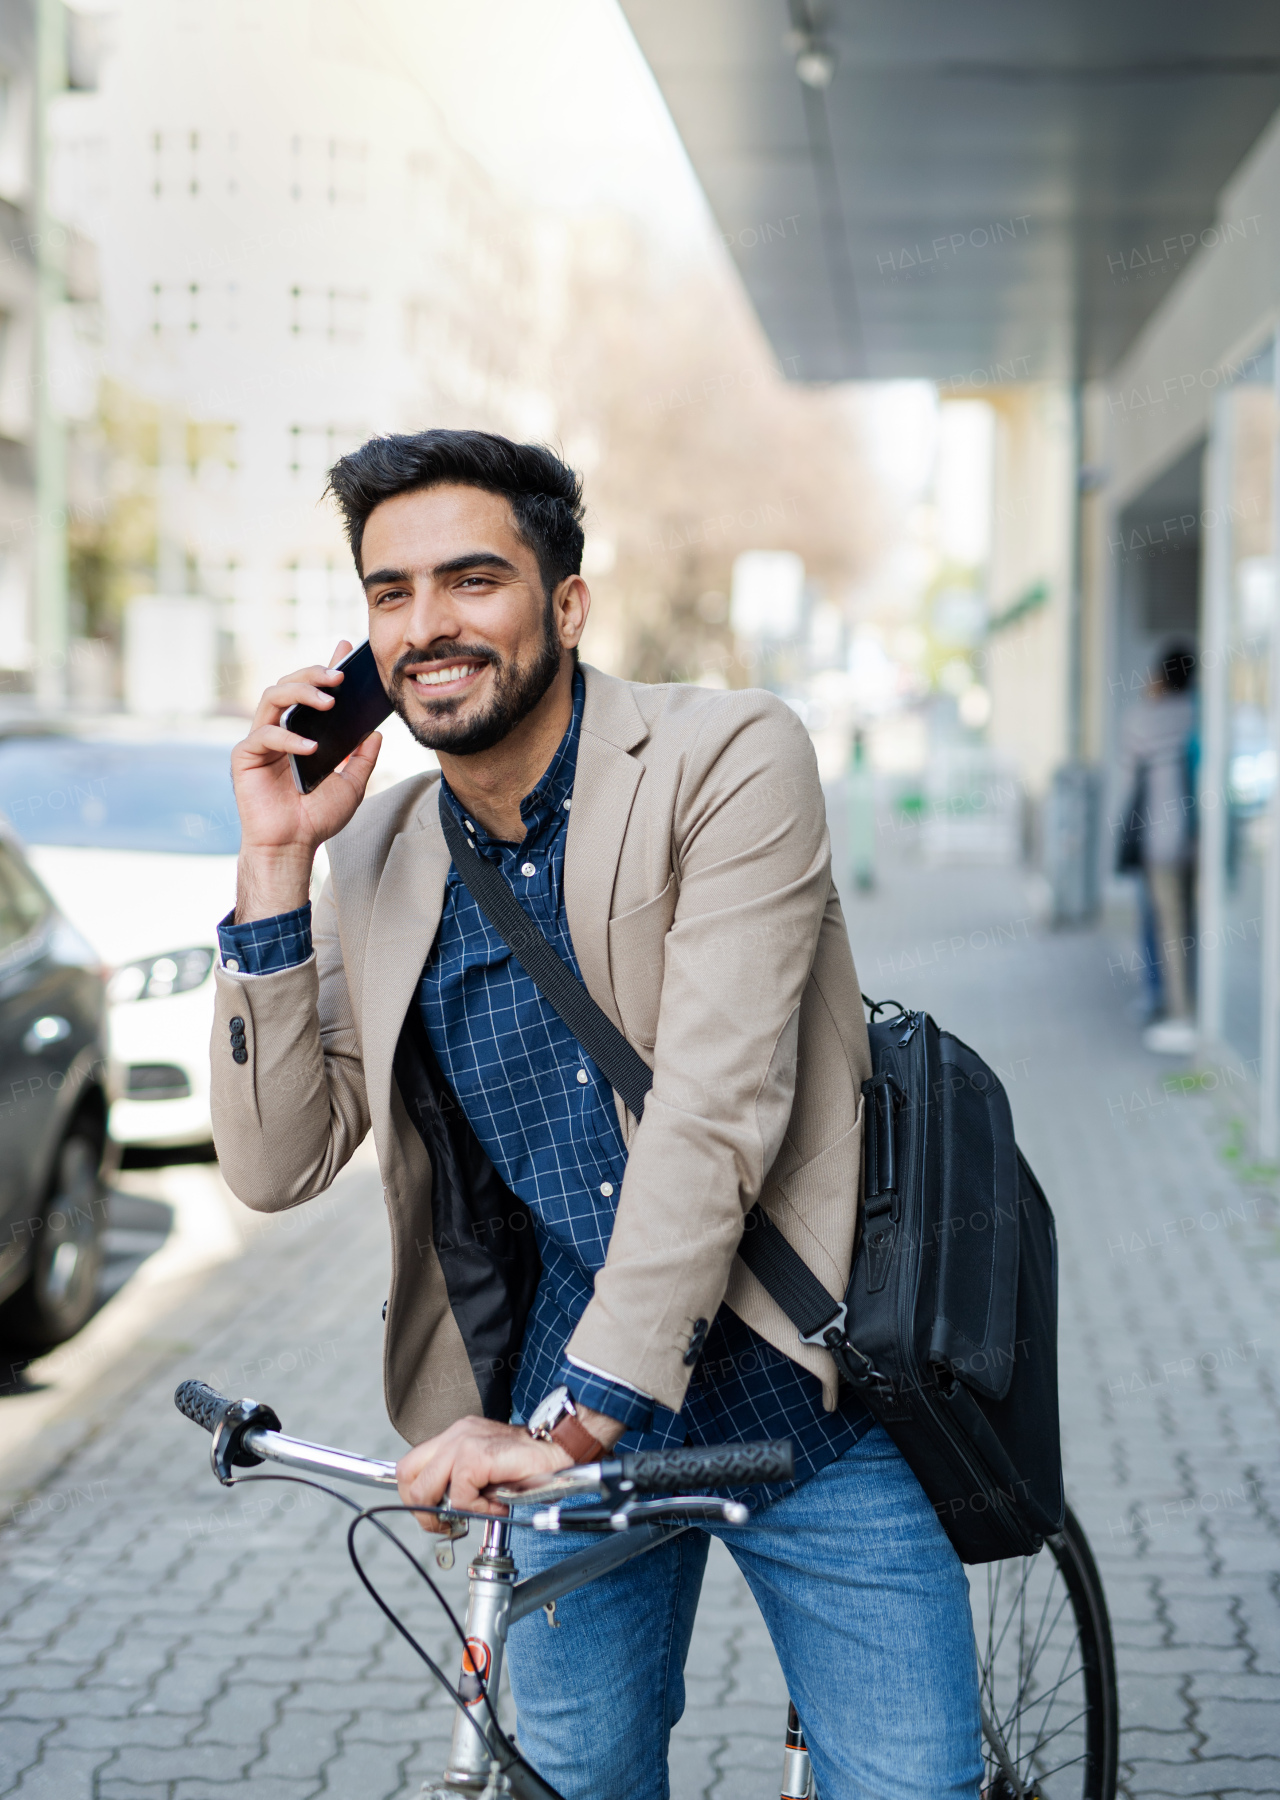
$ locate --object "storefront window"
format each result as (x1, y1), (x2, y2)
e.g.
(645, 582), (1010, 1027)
(1220, 341), (1275, 1066)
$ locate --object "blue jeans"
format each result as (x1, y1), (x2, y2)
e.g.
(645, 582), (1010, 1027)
(506, 1425), (982, 1800)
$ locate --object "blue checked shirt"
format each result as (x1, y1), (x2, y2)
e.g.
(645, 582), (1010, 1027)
(219, 671), (870, 1503)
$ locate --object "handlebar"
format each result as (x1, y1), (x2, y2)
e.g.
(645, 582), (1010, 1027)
(175, 1378), (398, 1489)
(174, 1380), (793, 1508)
(174, 1379), (230, 1433)
(618, 1441), (794, 1490)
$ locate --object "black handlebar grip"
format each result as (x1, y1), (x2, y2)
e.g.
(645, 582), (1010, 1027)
(619, 1440), (794, 1492)
(175, 1380), (232, 1434)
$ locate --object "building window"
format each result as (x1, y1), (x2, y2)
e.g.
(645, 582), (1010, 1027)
(0, 67), (30, 205)
(287, 424), (368, 480)
(151, 282), (238, 335)
(153, 281), (198, 334)
(290, 136), (367, 206)
(289, 286), (368, 344)
(151, 130), (239, 199)
(286, 558), (366, 655)
(152, 129), (201, 198)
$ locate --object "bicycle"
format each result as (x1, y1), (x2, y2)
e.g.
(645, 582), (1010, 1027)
(174, 1380), (1118, 1800)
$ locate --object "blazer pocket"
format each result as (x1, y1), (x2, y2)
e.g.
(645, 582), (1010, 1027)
(608, 874), (677, 1049)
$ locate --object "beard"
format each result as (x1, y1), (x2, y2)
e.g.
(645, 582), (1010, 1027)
(388, 606), (562, 757)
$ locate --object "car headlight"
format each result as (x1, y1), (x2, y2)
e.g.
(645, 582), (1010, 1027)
(108, 946), (216, 1003)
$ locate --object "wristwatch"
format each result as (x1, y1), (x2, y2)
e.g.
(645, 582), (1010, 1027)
(526, 1385), (606, 1464)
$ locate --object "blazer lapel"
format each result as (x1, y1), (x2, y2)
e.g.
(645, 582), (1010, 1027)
(565, 667), (648, 1030)
(362, 791), (452, 1150)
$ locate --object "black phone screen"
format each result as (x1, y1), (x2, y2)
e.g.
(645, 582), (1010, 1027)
(283, 640), (394, 796)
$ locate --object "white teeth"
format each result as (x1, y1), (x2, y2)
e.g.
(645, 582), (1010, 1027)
(413, 665), (477, 688)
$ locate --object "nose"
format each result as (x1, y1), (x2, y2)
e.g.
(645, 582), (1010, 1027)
(403, 578), (462, 651)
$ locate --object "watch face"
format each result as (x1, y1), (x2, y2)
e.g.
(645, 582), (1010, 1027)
(527, 1385), (572, 1434)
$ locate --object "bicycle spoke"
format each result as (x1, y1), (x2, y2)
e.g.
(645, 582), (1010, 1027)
(998, 1586), (1074, 1741)
(1027, 1742), (1094, 1785)
(983, 1559), (1034, 1675)
(1018, 1628), (1086, 1755)
(1025, 1704), (1089, 1754)
(997, 1664), (1086, 1737)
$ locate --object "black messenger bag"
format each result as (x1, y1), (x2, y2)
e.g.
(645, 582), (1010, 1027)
(737, 998), (1065, 1563)
(812, 1002), (1064, 1562)
(439, 798), (1064, 1563)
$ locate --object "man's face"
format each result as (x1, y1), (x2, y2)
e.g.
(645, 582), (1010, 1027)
(361, 483), (585, 756)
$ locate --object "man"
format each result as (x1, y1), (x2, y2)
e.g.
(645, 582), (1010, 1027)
(1117, 641), (1199, 1056)
(213, 429), (981, 1799)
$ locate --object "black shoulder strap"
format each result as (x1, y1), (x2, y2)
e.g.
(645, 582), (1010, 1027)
(437, 791), (654, 1120)
(436, 787), (855, 1360)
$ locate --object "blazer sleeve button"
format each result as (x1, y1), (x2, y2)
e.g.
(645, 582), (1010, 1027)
(229, 1016), (245, 1031)
(232, 1047), (248, 1065)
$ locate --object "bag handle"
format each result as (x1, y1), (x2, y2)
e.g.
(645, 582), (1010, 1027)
(436, 789), (879, 1382)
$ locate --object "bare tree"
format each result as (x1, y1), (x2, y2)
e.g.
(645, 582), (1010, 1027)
(548, 219), (882, 684)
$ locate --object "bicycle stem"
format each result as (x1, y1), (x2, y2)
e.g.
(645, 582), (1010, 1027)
(443, 1517), (516, 1790)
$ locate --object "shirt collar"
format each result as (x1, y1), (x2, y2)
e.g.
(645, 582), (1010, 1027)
(440, 666), (584, 846)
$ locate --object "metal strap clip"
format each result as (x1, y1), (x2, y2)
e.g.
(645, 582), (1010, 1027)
(799, 1301), (848, 1347)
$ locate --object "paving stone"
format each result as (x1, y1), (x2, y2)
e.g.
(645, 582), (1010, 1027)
(45, 1711), (194, 1751)
(0, 1722), (50, 1788)
(250, 1708), (351, 1779)
(7, 1744), (112, 1798)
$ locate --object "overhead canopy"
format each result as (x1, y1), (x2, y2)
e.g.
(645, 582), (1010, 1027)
(619, 1), (1280, 382)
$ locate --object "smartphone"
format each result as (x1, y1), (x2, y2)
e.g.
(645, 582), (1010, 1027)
(282, 639), (394, 796)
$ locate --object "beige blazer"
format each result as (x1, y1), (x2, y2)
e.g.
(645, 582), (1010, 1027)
(210, 667), (872, 1443)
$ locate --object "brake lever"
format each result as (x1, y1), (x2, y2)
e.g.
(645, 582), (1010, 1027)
(531, 1495), (750, 1531)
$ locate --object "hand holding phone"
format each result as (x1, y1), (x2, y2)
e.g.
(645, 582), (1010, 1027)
(281, 639), (393, 796)
(230, 640), (389, 922)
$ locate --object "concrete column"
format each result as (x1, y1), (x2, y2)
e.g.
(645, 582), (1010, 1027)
(1197, 399), (1232, 1049)
(33, 0), (67, 707)
(1260, 345), (1280, 1159)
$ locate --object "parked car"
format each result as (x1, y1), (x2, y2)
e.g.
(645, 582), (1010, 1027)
(0, 733), (240, 1150)
(0, 827), (110, 1349)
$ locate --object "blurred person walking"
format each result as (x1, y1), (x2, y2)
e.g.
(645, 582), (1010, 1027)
(1118, 642), (1199, 1055)
(210, 430), (983, 1800)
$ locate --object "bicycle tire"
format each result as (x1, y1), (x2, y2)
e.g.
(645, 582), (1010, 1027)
(971, 1504), (1119, 1800)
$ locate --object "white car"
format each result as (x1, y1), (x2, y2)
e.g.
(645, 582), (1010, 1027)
(0, 730), (240, 1149)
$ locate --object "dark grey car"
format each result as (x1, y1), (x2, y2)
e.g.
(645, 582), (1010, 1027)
(0, 828), (110, 1349)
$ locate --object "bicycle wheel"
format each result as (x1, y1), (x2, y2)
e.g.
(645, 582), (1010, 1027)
(968, 1505), (1118, 1800)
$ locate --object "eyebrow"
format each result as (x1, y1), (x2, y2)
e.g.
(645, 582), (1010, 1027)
(361, 551), (519, 592)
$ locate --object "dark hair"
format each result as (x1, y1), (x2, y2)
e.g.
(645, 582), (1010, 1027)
(325, 429), (585, 597)
(1159, 640), (1196, 692)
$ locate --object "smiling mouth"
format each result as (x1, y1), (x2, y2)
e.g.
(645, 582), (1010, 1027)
(406, 660), (489, 697)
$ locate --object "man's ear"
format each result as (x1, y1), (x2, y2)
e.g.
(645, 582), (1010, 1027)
(556, 574), (590, 650)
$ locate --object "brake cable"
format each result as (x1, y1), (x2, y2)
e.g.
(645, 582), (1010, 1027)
(221, 1473), (509, 1756)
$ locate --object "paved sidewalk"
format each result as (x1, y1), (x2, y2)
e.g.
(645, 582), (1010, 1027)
(2, 837), (1278, 1798)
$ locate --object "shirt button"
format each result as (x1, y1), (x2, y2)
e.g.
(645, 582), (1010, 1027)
(563, 797), (571, 811)
(520, 861), (536, 877)
(225, 958), (239, 972)
(465, 819), (475, 833)
(599, 1181), (614, 1197)
(576, 1069), (588, 1084)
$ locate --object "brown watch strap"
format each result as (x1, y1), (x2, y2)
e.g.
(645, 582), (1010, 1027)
(549, 1410), (606, 1464)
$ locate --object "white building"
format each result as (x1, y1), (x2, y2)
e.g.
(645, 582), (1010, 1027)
(52, 0), (548, 706)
